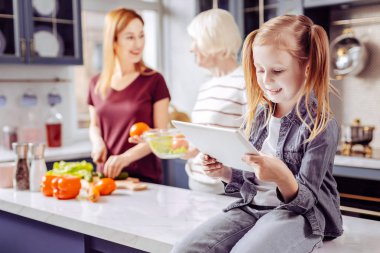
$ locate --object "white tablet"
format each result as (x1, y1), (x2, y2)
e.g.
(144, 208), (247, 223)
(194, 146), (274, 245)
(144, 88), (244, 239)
(171, 120), (259, 172)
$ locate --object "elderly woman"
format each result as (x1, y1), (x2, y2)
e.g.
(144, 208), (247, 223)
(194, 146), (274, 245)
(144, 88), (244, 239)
(184, 8), (246, 194)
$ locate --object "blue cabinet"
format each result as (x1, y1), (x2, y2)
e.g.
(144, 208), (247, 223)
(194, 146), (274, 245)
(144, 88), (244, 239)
(0, 210), (147, 253)
(0, 0), (82, 65)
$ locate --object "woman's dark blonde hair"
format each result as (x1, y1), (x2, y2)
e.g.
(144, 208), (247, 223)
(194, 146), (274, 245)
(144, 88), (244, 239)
(96, 8), (152, 99)
(243, 14), (337, 142)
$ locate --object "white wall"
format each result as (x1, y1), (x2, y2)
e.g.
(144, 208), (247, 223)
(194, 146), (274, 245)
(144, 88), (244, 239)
(162, 0), (209, 116)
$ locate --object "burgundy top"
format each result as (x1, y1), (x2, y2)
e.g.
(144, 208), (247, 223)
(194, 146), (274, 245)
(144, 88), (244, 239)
(87, 70), (171, 183)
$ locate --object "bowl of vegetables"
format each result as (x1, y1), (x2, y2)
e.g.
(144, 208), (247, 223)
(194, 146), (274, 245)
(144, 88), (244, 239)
(143, 129), (189, 159)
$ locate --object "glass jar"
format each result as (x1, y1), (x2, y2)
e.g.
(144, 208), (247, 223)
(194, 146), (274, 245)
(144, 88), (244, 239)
(45, 104), (63, 147)
(29, 143), (47, 192)
(12, 143), (30, 191)
(2, 125), (18, 150)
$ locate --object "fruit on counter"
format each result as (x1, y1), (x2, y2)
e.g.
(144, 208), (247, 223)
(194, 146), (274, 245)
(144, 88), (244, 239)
(129, 122), (150, 137)
(87, 184), (100, 203)
(52, 175), (81, 200)
(47, 160), (94, 182)
(95, 178), (116, 195)
(41, 175), (57, 197)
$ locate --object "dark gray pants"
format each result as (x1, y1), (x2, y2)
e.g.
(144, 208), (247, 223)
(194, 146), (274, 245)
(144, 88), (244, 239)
(171, 208), (322, 253)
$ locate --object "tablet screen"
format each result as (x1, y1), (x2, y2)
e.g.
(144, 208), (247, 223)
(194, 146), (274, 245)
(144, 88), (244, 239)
(172, 121), (258, 172)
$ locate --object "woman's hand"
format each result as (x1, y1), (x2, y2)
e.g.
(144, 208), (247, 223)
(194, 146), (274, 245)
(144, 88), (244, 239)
(91, 142), (107, 164)
(103, 154), (131, 179)
(128, 135), (145, 144)
(201, 154), (232, 182)
(180, 147), (199, 160)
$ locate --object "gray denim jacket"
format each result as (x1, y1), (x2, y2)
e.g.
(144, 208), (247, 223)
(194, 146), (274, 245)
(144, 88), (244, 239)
(224, 97), (343, 238)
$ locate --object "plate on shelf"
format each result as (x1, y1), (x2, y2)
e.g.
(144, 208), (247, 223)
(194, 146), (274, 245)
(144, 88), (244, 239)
(0, 30), (6, 54)
(33, 27), (64, 57)
(32, 0), (59, 17)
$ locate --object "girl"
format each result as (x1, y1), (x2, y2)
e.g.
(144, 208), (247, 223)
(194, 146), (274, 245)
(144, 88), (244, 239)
(88, 8), (170, 183)
(171, 15), (343, 253)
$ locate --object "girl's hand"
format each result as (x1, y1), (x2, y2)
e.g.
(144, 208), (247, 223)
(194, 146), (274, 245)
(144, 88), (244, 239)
(103, 155), (131, 179)
(128, 135), (145, 144)
(180, 147), (199, 160)
(242, 153), (292, 183)
(201, 154), (231, 181)
(91, 142), (107, 164)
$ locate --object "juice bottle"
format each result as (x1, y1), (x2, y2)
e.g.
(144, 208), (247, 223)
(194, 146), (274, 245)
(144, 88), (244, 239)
(45, 103), (62, 147)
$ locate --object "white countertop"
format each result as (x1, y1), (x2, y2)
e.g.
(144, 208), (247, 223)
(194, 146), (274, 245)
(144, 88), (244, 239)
(0, 140), (92, 163)
(334, 154), (380, 170)
(0, 183), (234, 253)
(1, 184), (380, 253)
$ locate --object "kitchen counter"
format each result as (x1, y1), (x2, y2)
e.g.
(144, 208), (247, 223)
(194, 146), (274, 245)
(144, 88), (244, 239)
(0, 140), (92, 163)
(1, 184), (380, 253)
(334, 150), (380, 170)
(0, 183), (233, 253)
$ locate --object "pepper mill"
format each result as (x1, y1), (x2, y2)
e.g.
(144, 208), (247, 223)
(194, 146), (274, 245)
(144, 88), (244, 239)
(12, 143), (30, 191)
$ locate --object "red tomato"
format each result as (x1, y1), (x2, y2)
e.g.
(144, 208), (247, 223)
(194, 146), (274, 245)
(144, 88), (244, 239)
(129, 122), (150, 137)
(172, 138), (189, 150)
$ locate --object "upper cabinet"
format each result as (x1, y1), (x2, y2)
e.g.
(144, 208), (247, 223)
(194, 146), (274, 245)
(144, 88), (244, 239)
(0, 0), (82, 65)
(244, 0), (303, 36)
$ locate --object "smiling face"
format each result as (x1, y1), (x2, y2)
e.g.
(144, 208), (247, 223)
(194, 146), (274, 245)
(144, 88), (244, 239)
(114, 18), (145, 64)
(253, 44), (307, 115)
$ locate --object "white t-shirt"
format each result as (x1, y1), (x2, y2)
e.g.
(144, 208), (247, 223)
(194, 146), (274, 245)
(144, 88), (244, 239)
(186, 67), (246, 194)
(252, 116), (282, 206)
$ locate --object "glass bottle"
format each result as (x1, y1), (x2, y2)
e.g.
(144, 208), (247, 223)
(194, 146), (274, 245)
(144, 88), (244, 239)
(45, 103), (63, 148)
(29, 143), (47, 192)
(12, 143), (30, 191)
(2, 125), (18, 150)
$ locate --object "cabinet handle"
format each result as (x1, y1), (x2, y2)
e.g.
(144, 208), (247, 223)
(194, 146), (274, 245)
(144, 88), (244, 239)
(30, 39), (35, 58)
(20, 38), (26, 60)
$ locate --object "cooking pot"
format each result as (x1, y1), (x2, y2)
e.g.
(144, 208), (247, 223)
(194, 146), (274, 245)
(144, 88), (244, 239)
(330, 29), (368, 79)
(341, 119), (375, 145)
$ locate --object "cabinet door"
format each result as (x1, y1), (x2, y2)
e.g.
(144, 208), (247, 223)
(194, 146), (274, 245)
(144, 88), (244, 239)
(24, 0), (83, 65)
(0, 0), (26, 63)
(244, 0), (303, 37)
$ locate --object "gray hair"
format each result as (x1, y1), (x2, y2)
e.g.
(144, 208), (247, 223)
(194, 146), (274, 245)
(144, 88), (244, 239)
(187, 9), (242, 58)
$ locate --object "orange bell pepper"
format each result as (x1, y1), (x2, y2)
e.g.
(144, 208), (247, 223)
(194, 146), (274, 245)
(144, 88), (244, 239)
(96, 178), (116, 195)
(52, 175), (81, 200)
(41, 175), (57, 197)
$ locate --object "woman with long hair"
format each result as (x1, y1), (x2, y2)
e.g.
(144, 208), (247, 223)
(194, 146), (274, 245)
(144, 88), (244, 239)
(88, 8), (170, 183)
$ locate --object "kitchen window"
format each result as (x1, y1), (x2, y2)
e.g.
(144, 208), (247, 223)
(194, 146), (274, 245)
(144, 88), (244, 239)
(73, 1), (162, 130)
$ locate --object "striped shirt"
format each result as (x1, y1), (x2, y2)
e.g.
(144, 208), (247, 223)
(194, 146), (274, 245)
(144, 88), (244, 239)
(186, 67), (247, 194)
(191, 67), (246, 128)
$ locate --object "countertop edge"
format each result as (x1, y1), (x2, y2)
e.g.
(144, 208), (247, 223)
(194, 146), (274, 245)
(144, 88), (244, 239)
(0, 199), (172, 253)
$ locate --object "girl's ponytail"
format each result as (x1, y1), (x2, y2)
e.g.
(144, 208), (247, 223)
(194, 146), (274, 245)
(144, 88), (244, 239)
(300, 24), (336, 142)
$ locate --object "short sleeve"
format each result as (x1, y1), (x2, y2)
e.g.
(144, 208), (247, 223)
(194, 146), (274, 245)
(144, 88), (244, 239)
(87, 74), (100, 106)
(152, 73), (171, 103)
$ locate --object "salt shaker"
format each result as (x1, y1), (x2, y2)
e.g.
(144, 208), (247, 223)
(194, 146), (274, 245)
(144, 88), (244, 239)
(12, 143), (30, 190)
(29, 143), (47, 192)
